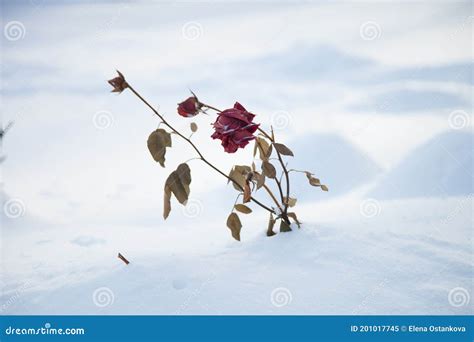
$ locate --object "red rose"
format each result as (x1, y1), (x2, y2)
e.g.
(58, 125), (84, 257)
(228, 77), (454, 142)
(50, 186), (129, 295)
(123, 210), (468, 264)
(211, 102), (259, 153)
(177, 96), (201, 117)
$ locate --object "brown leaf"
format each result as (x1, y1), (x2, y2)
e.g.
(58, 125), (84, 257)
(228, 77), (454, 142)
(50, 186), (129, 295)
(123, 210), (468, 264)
(190, 122), (198, 132)
(304, 171), (322, 187)
(243, 181), (251, 203)
(147, 129), (172, 167)
(163, 185), (172, 219)
(254, 171), (266, 190)
(280, 220), (292, 232)
(262, 161), (276, 179)
(226, 212), (242, 241)
(256, 137), (271, 160)
(228, 165), (251, 191)
(165, 163), (192, 205)
(321, 184), (329, 191)
(266, 212), (276, 237)
(283, 196), (297, 207)
(287, 212), (301, 228)
(234, 204), (252, 214)
(273, 143), (294, 156)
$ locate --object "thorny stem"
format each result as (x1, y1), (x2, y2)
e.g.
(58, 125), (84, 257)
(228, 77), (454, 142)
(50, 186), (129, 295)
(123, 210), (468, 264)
(126, 85), (275, 215)
(202, 103), (291, 222)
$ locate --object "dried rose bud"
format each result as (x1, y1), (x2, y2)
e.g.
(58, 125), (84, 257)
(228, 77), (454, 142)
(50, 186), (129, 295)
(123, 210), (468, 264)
(211, 102), (259, 153)
(177, 96), (202, 117)
(108, 70), (128, 93)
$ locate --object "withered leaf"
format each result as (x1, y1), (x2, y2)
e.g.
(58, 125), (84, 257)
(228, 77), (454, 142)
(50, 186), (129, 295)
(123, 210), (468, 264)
(287, 212), (301, 228)
(262, 161), (276, 179)
(254, 171), (266, 190)
(283, 196), (297, 208)
(256, 137), (272, 161)
(267, 212), (276, 237)
(243, 181), (251, 203)
(226, 212), (242, 241)
(273, 143), (294, 156)
(228, 165), (251, 191)
(190, 122), (198, 132)
(305, 171), (322, 187)
(280, 220), (292, 232)
(165, 163), (191, 206)
(147, 129), (172, 167)
(321, 184), (329, 191)
(234, 204), (252, 214)
(163, 185), (172, 219)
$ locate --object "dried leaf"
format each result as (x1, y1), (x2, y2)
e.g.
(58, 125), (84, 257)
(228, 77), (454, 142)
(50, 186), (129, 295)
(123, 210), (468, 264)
(243, 181), (251, 203)
(280, 220), (292, 232)
(190, 122), (198, 132)
(267, 212), (276, 237)
(226, 212), (242, 241)
(228, 165), (251, 191)
(163, 185), (172, 219)
(256, 137), (271, 160)
(304, 171), (322, 187)
(262, 161), (276, 179)
(147, 129), (172, 167)
(165, 163), (191, 205)
(321, 184), (329, 191)
(287, 212), (301, 228)
(234, 204), (252, 214)
(283, 197), (297, 207)
(273, 143), (294, 156)
(254, 172), (265, 190)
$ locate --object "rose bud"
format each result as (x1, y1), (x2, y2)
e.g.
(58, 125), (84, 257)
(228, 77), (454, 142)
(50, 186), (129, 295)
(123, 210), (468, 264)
(211, 102), (259, 153)
(177, 95), (202, 117)
(108, 70), (128, 93)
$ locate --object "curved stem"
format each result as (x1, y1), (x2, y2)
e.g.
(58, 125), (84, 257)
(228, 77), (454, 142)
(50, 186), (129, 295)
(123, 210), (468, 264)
(262, 183), (284, 214)
(127, 85), (275, 215)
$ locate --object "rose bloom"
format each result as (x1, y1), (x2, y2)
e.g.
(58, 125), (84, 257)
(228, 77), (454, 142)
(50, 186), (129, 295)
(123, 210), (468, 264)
(211, 102), (259, 153)
(177, 96), (201, 117)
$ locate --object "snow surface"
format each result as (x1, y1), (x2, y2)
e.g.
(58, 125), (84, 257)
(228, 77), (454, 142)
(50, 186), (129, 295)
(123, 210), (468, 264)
(1, 192), (472, 315)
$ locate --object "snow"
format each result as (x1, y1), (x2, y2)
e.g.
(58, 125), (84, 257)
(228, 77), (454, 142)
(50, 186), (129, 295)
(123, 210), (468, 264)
(1, 194), (472, 315)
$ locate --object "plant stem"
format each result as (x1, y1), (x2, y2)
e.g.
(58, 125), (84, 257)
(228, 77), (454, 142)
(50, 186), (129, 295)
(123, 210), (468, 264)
(257, 127), (291, 217)
(126, 85), (275, 215)
(262, 183), (284, 214)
